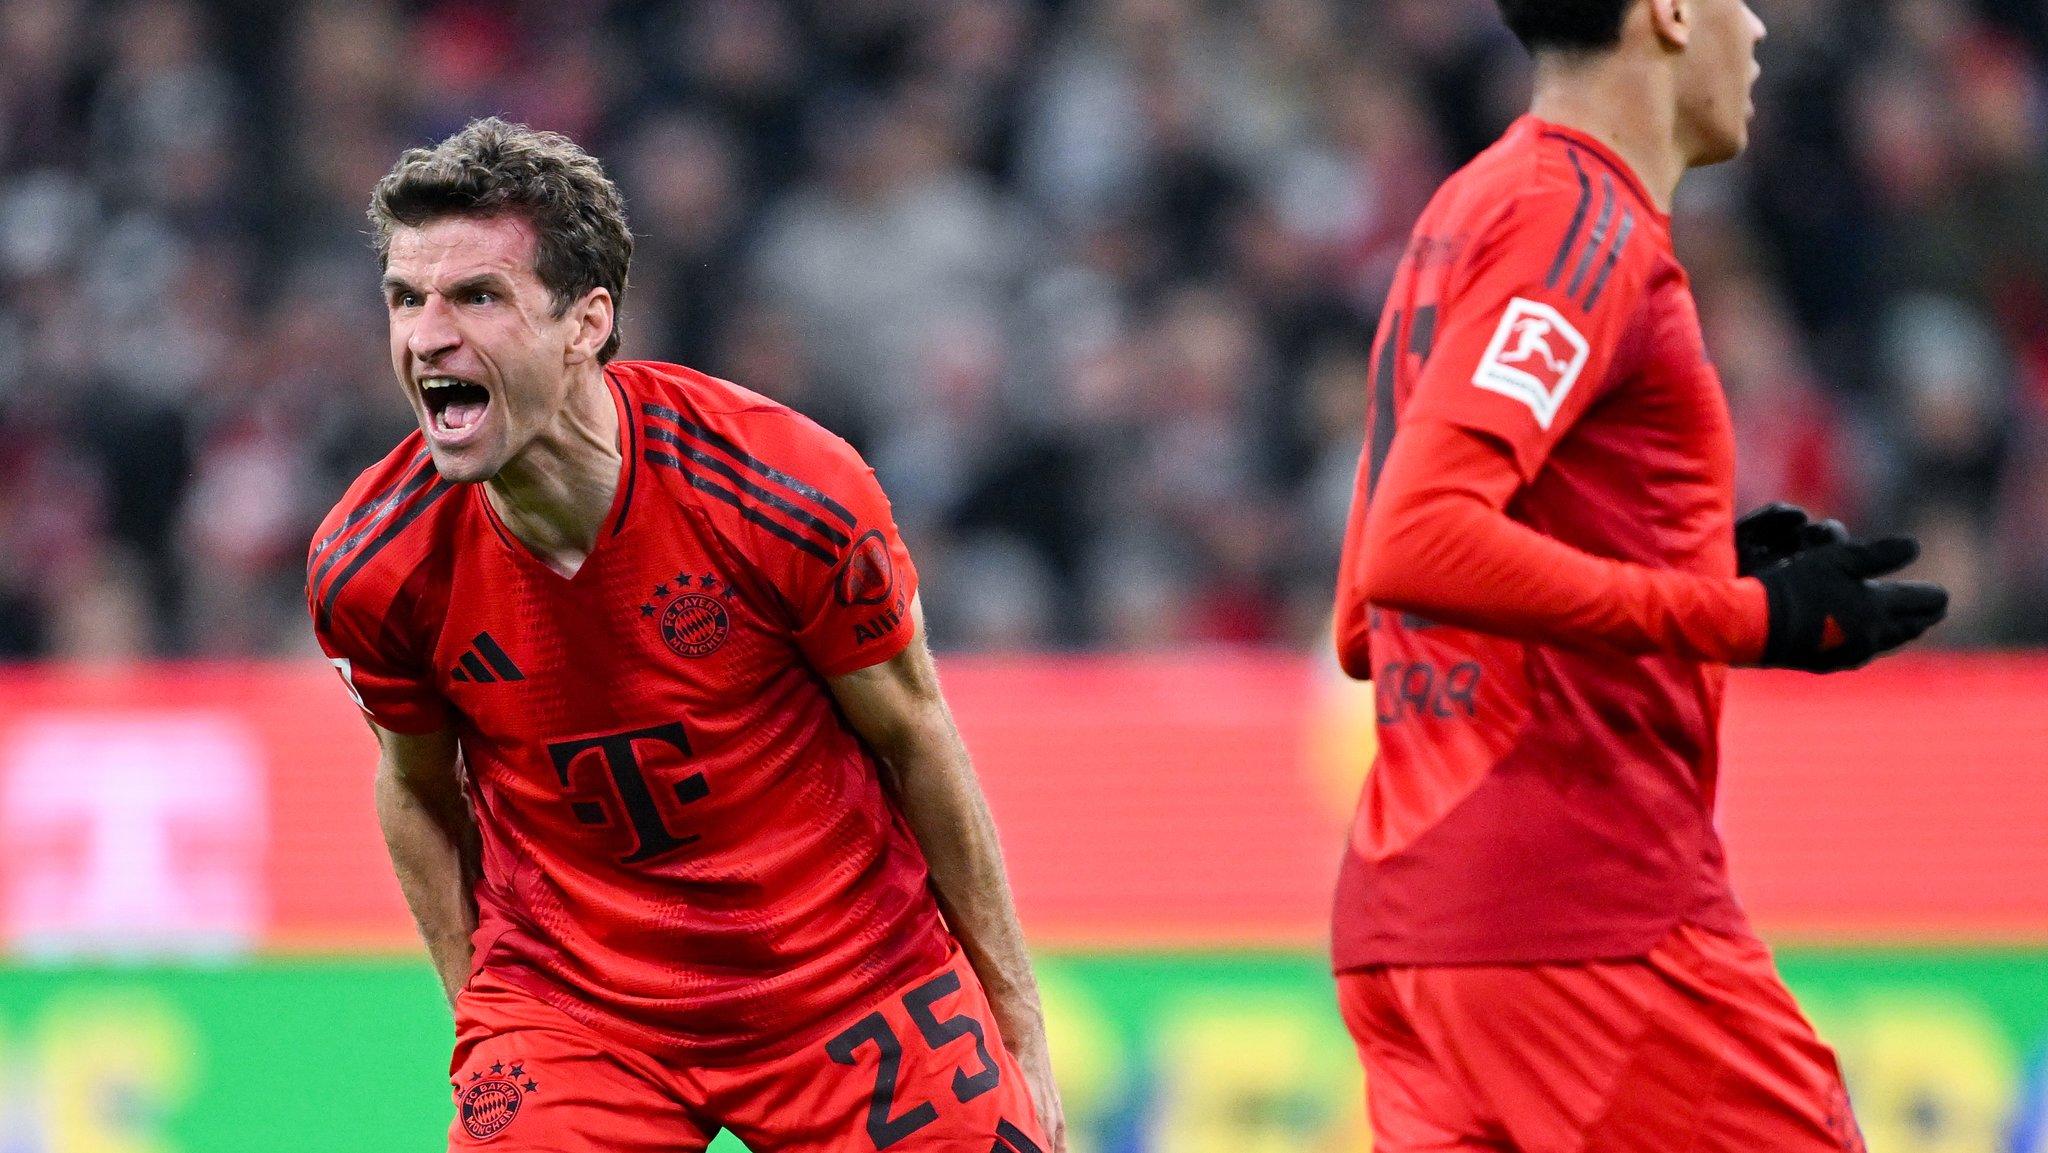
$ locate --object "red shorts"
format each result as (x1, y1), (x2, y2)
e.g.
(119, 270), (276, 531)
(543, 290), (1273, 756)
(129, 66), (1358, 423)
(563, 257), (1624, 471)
(447, 945), (1049, 1152)
(1336, 923), (1865, 1153)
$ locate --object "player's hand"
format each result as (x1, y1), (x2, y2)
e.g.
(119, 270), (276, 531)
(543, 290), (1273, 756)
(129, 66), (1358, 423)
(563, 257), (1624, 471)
(1754, 536), (1948, 672)
(1735, 502), (1849, 578)
(1010, 1031), (1067, 1152)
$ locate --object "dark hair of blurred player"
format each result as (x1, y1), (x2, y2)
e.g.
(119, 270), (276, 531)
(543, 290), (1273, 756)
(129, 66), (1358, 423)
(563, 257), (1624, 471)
(1329, 2), (1942, 1151)
(1506, 0), (1764, 173)
(310, 118), (1064, 1153)
(1494, 0), (1636, 51)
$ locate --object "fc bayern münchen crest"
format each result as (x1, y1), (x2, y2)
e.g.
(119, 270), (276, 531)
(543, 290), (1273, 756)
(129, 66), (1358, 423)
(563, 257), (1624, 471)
(458, 1060), (539, 1141)
(662, 593), (729, 657)
(640, 568), (737, 659)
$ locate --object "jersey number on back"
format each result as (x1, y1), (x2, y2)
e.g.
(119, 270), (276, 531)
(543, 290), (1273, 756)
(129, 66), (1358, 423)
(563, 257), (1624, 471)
(1366, 304), (1438, 498)
(545, 722), (709, 865)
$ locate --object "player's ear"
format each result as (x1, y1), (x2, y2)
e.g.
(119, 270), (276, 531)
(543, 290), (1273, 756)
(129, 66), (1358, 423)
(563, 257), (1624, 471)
(564, 287), (613, 365)
(1645, 0), (1692, 51)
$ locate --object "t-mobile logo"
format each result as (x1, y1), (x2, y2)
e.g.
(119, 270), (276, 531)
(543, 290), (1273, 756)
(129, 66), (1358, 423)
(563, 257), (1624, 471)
(546, 722), (710, 866)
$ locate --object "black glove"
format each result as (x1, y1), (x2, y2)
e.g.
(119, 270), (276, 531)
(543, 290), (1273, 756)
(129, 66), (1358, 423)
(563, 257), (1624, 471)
(1735, 502), (1849, 578)
(1755, 536), (1949, 672)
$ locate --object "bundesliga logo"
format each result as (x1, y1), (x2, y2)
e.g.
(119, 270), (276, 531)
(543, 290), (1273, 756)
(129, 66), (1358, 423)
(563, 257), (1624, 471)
(1471, 297), (1590, 430)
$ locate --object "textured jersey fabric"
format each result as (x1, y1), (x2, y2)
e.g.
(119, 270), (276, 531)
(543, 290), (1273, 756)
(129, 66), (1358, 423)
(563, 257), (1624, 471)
(1331, 117), (1760, 968)
(310, 360), (948, 1062)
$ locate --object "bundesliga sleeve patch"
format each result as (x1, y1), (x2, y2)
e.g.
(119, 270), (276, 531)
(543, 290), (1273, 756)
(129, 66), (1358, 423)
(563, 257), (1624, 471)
(1471, 297), (1590, 430)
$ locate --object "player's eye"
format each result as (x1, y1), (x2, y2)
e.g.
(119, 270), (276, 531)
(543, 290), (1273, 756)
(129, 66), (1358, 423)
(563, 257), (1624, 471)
(467, 290), (495, 306)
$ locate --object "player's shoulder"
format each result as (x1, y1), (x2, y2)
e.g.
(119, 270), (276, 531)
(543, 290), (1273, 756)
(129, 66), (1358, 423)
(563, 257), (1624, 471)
(1454, 118), (1652, 220)
(617, 360), (875, 570)
(619, 359), (866, 483)
(307, 431), (463, 631)
(618, 359), (840, 443)
(1445, 118), (1666, 308)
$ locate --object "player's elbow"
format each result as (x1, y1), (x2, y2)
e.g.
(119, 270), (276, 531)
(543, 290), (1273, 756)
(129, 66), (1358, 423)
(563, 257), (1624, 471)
(1332, 539), (1375, 680)
(1333, 594), (1373, 681)
(1335, 639), (1373, 682)
(1358, 501), (1443, 620)
(1334, 480), (1449, 677)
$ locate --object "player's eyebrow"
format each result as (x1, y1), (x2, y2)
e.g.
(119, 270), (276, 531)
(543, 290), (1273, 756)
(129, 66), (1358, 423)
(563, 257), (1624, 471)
(446, 274), (508, 297)
(380, 274), (508, 300)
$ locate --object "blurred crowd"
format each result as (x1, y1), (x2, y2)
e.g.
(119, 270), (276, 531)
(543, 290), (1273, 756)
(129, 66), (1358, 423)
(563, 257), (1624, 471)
(2, 0), (2047, 657)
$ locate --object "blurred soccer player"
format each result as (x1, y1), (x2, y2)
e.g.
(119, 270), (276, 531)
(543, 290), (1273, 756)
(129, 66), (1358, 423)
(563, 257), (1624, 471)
(307, 118), (1062, 1153)
(1331, 2), (1948, 1150)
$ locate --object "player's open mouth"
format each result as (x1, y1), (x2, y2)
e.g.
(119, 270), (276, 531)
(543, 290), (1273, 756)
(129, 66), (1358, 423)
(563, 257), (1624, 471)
(420, 376), (491, 438)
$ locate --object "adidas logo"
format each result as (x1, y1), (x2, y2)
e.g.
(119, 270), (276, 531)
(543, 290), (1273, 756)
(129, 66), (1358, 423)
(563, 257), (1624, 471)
(450, 632), (526, 684)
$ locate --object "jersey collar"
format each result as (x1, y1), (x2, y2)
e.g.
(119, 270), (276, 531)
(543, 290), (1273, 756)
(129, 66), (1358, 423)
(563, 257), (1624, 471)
(603, 365), (640, 538)
(1521, 116), (1666, 225)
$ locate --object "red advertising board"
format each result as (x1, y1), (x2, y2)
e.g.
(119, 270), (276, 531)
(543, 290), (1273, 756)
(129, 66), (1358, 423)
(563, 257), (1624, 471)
(1717, 655), (2048, 940)
(0, 654), (2041, 953)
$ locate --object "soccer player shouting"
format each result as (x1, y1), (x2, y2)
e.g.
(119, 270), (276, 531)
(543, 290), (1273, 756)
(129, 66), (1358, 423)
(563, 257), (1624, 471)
(308, 119), (1062, 1153)
(1331, 2), (1946, 1151)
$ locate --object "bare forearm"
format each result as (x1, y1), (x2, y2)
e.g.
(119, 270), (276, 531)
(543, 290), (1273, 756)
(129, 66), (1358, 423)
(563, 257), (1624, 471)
(831, 621), (1066, 1149)
(376, 769), (479, 1006)
(885, 730), (1047, 1053)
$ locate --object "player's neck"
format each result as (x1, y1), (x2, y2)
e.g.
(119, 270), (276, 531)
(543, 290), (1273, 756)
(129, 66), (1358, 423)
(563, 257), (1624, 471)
(483, 368), (621, 578)
(1528, 57), (1685, 215)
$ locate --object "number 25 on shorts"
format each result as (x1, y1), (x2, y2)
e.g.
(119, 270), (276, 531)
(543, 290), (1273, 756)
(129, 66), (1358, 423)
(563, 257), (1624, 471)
(824, 970), (1003, 1150)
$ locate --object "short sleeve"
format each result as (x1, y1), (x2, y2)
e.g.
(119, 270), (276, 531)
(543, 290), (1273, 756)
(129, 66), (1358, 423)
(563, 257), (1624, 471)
(722, 410), (920, 678)
(310, 589), (450, 734)
(1404, 173), (1659, 483)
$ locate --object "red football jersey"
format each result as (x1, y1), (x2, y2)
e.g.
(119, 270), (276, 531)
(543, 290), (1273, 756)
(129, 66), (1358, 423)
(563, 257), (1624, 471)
(1331, 117), (1754, 968)
(309, 360), (949, 1062)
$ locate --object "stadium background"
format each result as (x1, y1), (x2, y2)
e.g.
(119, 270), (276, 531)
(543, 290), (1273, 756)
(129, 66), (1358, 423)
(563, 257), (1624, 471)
(0, 0), (2045, 1149)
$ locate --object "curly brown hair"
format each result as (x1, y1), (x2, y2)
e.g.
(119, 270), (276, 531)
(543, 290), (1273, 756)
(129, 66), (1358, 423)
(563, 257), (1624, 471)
(369, 117), (633, 362)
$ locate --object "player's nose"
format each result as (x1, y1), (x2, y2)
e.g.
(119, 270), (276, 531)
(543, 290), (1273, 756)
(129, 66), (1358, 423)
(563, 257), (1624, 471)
(407, 293), (461, 362)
